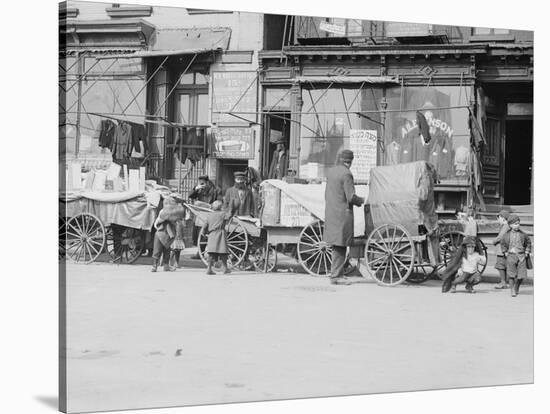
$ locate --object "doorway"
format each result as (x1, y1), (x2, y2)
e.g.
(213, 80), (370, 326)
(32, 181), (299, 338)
(504, 119), (533, 205)
(262, 113), (291, 179)
(217, 160), (249, 194)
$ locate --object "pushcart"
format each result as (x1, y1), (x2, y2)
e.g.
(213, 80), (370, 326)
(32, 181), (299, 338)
(59, 191), (158, 264)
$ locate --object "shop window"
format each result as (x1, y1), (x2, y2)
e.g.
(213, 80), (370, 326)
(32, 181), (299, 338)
(299, 86), (383, 182)
(385, 85), (470, 182)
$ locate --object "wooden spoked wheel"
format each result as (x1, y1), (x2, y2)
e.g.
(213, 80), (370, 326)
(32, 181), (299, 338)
(198, 217), (248, 269)
(106, 224), (145, 264)
(365, 224), (415, 286)
(252, 245), (278, 272)
(297, 220), (332, 277)
(439, 231), (488, 278)
(65, 213), (106, 264)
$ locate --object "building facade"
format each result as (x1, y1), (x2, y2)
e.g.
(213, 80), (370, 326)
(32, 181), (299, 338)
(60, 4), (533, 210)
(258, 17), (533, 210)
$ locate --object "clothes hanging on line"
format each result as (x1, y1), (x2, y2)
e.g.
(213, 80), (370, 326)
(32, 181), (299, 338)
(98, 120), (116, 149)
(174, 127), (203, 164)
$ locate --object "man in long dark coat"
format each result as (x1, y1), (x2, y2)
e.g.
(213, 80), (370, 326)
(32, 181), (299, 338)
(188, 175), (222, 259)
(324, 149), (364, 285)
(224, 171), (256, 217)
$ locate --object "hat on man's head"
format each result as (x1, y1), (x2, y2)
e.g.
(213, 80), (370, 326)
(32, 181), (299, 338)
(340, 149), (354, 161)
(507, 214), (520, 224)
(198, 175), (209, 181)
(462, 236), (477, 247)
(234, 171), (246, 178)
(498, 210), (510, 220)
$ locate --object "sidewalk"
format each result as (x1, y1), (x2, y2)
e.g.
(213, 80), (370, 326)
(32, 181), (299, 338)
(95, 245), (534, 285)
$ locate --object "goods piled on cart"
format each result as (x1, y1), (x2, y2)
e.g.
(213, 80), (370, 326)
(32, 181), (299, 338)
(60, 160), (174, 264)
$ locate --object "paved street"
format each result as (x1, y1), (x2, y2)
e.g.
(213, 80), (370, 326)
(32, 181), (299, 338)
(63, 259), (534, 413)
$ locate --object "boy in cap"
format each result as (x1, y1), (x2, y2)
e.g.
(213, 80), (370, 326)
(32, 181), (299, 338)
(202, 200), (231, 275)
(492, 210), (511, 289)
(501, 214), (532, 297)
(448, 236), (487, 293)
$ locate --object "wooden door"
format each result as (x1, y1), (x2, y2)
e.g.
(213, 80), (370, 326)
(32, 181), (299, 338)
(481, 115), (503, 202)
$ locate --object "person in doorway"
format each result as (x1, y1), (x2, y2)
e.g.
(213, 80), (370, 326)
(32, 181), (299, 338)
(501, 214), (532, 297)
(492, 210), (511, 289)
(268, 139), (289, 180)
(224, 171), (256, 217)
(445, 236), (487, 294)
(324, 149), (364, 286)
(188, 175), (222, 259)
(202, 200), (231, 275)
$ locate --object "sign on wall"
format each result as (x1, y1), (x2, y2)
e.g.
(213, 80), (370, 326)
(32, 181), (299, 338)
(210, 127), (254, 159)
(349, 129), (378, 183)
(211, 71), (258, 125)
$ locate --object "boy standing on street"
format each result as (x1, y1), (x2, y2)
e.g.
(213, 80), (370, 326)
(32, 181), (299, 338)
(492, 210), (511, 289)
(501, 214), (532, 297)
(202, 200), (231, 275)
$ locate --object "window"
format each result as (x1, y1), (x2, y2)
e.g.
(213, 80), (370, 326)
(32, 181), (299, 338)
(385, 86), (470, 182)
(472, 27), (511, 36)
(299, 86), (383, 181)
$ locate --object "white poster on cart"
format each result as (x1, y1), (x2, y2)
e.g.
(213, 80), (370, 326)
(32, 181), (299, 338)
(349, 129), (378, 183)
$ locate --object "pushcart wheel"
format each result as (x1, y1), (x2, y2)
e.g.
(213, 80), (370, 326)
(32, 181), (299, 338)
(365, 223), (414, 286)
(252, 245), (278, 272)
(438, 231), (488, 279)
(59, 216), (67, 261)
(297, 220), (332, 277)
(106, 224), (145, 264)
(65, 213), (106, 264)
(197, 217), (248, 269)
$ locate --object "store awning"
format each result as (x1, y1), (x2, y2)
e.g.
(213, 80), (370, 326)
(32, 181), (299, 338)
(293, 75), (400, 84)
(96, 27), (231, 59)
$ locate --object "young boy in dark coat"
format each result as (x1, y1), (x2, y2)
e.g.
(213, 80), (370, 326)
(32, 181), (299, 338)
(492, 210), (511, 289)
(501, 214), (532, 297)
(202, 200), (231, 275)
(152, 196), (185, 272)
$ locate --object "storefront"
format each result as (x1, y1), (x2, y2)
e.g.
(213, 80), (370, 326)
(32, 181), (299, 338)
(258, 41), (533, 210)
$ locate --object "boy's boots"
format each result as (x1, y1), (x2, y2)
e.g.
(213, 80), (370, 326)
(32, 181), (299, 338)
(169, 250), (181, 269)
(515, 278), (523, 295)
(510, 278), (518, 297)
(221, 258), (231, 274)
(206, 256), (215, 275)
(151, 258), (158, 273)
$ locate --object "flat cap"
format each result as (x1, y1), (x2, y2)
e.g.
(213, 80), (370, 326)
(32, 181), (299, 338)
(498, 210), (510, 220)
(507, 214), (520, 224)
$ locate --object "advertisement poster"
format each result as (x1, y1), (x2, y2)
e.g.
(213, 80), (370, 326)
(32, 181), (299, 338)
(349, 129), (378, 183)
(210, 127), (254, 159)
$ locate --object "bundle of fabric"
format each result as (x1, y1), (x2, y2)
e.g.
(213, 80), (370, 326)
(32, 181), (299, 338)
(158, 202), (186, 223)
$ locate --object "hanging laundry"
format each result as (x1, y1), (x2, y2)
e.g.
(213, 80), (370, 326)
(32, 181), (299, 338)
(111, 121), (132, 160)
(187, 127), (203, 164)
(128, 122), (148, 155)
(98, 119), (116, 149)
(416, 111), (432, 144)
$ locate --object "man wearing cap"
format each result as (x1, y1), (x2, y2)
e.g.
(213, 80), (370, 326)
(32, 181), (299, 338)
(188, 175), (222, 259)
(268, 140), (288, 180)
(224, 171), (256, 217)
(324, 149), (365, 285)
(492, 209), (511, 289)
(501, 214), (532, 297)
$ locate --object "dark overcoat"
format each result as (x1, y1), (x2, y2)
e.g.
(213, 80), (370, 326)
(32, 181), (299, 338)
(324, 164), (363, 247)
(224, 186), (256, 217)
(202, 211), (229, 254)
